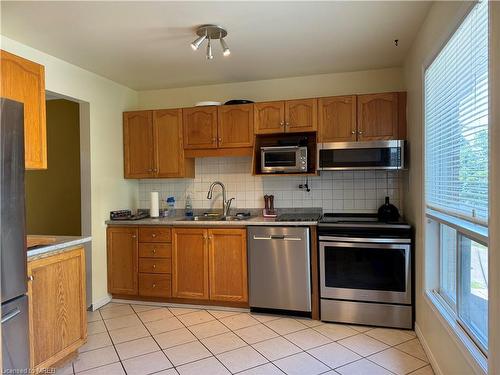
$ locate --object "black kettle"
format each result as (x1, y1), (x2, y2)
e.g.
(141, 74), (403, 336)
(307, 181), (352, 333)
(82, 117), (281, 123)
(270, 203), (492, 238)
(378, 196), (400, 222)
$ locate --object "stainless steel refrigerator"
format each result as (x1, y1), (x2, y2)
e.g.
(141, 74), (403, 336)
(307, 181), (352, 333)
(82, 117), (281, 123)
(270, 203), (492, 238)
(1, 98), (30, 370)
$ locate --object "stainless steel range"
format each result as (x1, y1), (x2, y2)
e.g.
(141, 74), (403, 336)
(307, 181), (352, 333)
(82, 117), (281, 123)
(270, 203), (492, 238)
(318, 213), (413, 329)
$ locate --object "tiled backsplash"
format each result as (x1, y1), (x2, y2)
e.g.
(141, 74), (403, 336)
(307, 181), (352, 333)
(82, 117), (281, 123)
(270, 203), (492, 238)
(138, 157), (402, 213)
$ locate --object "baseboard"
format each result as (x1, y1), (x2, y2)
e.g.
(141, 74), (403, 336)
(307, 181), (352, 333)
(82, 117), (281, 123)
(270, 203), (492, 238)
(415, 322), (443, 375)
(91, 294), (112, 311)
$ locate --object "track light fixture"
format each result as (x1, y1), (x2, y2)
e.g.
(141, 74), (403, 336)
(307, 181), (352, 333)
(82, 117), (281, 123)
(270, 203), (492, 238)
(190, 25), (230, 59)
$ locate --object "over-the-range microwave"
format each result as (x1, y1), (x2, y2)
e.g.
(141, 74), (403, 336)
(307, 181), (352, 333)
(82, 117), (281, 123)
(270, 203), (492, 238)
(318, 140), (406, 170)
(261, 146), (308, 173)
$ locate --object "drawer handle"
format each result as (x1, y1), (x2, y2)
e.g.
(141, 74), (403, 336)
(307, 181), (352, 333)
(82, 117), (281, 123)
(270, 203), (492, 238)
(1, 308), (21, 324)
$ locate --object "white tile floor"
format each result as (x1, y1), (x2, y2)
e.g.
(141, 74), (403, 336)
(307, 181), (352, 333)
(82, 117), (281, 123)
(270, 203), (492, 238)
(55, 302), (435, 375)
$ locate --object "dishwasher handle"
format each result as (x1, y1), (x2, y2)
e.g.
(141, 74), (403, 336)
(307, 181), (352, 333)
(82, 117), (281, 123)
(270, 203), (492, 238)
(252, 235), (302, 241)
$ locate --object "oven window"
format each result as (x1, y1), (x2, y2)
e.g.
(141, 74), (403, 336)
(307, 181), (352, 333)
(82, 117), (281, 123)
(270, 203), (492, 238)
(319, 147), (400, 168)
(264, 151), (297, 166)
(324, 245), (406, 292)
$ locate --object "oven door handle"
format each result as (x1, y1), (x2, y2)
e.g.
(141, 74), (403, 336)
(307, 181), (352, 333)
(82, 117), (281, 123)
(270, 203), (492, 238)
(319, 240), (411, 250)
(318, 236), (411, 244)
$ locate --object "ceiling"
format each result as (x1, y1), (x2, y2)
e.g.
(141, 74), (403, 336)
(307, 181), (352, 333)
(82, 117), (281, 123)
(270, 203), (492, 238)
(1, 1), (431, 91)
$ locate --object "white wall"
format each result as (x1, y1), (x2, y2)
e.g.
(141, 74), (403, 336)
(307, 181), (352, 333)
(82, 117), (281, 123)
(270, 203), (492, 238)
(137, 67), (404, 109)
(1, 36), (139, 307)
(402, 2), (497, 374)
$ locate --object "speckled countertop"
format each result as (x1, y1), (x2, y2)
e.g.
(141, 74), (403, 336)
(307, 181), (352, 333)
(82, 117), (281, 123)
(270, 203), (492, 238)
(27, 235), (92, 260)
(105, 208), (321, 227)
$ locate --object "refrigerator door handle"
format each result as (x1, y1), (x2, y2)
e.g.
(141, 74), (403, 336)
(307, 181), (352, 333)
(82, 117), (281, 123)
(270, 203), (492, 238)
(1, 307), (21, 324)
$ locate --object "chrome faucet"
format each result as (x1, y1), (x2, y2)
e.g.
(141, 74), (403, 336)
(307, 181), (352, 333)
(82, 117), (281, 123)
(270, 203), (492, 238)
(207, 181), (234, 216)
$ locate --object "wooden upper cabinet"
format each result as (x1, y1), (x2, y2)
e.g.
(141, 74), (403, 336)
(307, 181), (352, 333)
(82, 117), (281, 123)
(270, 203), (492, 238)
(183, 106), (218, 149)
(208, 229), (248, 303)
(154, 109), (193, 177)
(28, 247), (86, 370)
(123, 111), (154, 178)
(217, 104), (254, 148)
(357, 92), (399, 141)
(285, 98), (317, 133)
(172, 228), (209, 300)
(107, 226), (138, 295)
(254, 101), (285, 134)
(1, 50), (47, 169)
(318, 96), (357, 142)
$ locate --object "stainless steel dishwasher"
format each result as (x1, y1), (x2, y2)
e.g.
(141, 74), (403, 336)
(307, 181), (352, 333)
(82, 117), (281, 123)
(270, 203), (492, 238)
(248, 226), (311, 313)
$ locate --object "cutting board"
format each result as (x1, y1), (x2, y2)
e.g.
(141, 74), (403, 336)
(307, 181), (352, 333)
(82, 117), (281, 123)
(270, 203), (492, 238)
(26, 236), (57, 249)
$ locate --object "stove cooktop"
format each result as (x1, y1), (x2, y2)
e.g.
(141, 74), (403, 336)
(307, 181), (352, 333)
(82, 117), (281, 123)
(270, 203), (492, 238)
(276, 213), (322, 222)
(319, 213), (409, 227)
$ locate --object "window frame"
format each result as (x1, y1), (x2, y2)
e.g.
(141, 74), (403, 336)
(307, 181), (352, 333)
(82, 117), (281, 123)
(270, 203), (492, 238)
(422, 0), (489, 361)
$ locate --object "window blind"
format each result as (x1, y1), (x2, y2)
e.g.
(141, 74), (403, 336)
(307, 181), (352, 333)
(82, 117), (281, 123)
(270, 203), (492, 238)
(425, 0), (488, 225)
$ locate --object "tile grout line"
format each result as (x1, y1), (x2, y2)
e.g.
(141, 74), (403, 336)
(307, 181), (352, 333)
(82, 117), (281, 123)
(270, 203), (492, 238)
(100, 305), (128, 375)
(175, 309), (239, 374)
(130, 304), (176, 373)
(80, 303), (431, 375)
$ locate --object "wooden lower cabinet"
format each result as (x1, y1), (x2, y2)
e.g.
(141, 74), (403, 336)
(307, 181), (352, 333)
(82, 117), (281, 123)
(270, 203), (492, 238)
(28, 247), (87, 371)
(107, 226), (248, 306)
(209, 229), (248, 302)
(107, 226), (138, 295)
(172, 227), (248, 303)
(172, 228), (209, 300)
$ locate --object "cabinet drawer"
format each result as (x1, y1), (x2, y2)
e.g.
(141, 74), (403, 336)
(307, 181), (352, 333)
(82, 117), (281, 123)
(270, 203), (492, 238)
(139, 227), (171, 243)
(139, 258), (171, 274)
(139, 243), (172, 258)
(139, 273), (171, 298)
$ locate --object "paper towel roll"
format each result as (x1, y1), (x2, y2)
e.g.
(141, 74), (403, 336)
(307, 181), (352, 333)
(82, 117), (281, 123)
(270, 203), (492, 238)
(150, 192), (159, 218)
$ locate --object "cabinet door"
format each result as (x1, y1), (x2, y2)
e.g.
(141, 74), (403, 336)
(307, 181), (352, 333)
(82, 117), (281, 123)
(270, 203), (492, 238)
(208, 229), (248, 302)
(357, 93), (399, 140)
(254, 101), (285, 134)
(285, 98), (318, 133)
(154, 109), (185, 177)
(172, 228), (209, 300)
(182, 106), (218, 149)
(107, 226), (138, 295)
(318, 96), (357, 142)
(123, 111), (154, 178)
(217, 104), (254, 148)
(28, 247), (86, 370)
(0, 50), (47, 169)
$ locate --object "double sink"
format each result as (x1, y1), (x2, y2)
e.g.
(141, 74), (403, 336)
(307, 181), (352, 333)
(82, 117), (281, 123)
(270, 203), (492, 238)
(177, 212), (251, 222)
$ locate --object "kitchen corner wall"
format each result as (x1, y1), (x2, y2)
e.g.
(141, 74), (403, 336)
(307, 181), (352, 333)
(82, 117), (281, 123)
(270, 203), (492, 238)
(139, 157), (402, 213)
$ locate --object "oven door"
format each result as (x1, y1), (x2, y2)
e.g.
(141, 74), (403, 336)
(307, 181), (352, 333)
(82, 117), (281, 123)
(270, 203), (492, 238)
(319, 240), (411, 304)
(318, 140), (405, 170)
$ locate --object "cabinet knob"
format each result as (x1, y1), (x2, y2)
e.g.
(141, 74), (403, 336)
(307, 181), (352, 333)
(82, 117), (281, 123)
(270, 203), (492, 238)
(152, 284), (156, 288)
(152, 249), (157, 254)
(351, 130), (356, 134)
(148, 168), (153, 172)
(152, 264), (156, 269)
(28, 275), (34, 281)
(131, 235), (137, 238)
(358, 130), (364, 135)
(152, 233), (157, 238)
(218, 138), (222, 142)
(153, 168), (158, 173)
(280, 121), (284, 127)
